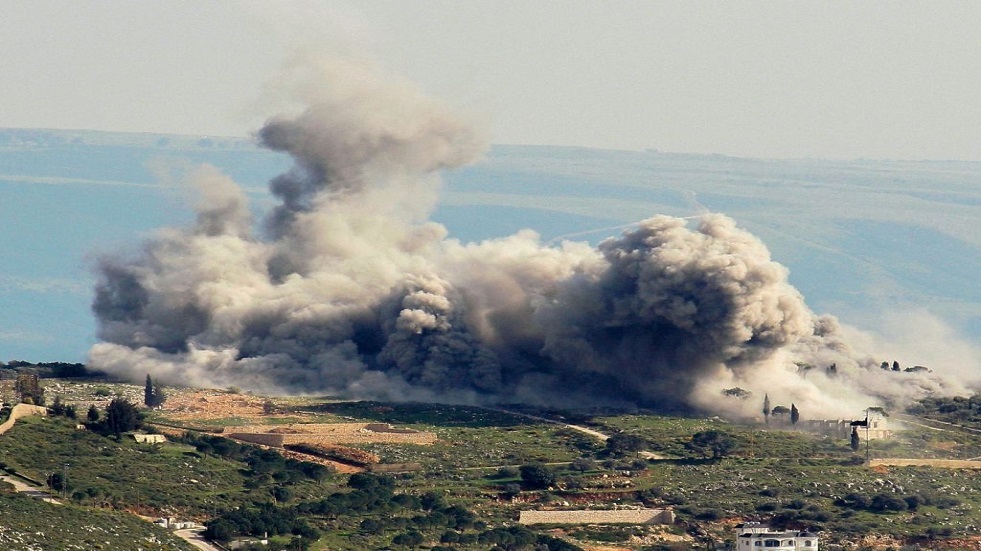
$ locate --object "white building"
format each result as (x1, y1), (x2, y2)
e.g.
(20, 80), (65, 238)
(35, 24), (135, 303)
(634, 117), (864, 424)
(801, 411), (891, 440)
(131, 433), (167, 444)
(735, 523), (818, 550)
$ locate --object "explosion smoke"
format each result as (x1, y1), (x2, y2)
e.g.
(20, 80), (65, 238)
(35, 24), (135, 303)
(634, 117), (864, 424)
(89, 59), (971, 416)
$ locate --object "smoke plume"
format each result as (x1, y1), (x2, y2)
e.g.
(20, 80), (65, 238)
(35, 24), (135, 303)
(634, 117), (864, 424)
(89, 59), (972, 416)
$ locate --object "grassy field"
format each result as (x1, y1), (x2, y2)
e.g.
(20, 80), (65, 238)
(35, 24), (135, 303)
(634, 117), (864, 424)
(0, 485), (196, 550)
(0, 415), (334, 517)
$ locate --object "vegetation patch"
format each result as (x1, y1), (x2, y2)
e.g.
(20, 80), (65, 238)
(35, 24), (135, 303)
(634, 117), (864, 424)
(0, 491), (195, 550)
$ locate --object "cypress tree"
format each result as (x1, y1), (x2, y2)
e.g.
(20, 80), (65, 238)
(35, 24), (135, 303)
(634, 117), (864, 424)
(144, 374), (165, 407)
(762, 394), (771, 425)
(144, 374), (153, 407)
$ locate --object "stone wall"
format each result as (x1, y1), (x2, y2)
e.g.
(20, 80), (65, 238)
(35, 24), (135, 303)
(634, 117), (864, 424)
(283, 431), (436, 446)
(222, 423), (437, 446)
(364, 423), (421, 434)
(227, 432), (286, 447)
(368, 462), (424, 473)
(518, 508), (675, 525)
(871, 458), (981, 469)
(0, 404), (48, 435)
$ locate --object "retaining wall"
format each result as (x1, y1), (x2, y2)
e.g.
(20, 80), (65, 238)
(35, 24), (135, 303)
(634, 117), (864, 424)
(518, 508), (675, 525)
(228, 432), (286, 447)
(871, 458), (981, 469)
(368, 462), (424, 473)
(0, 404), (48, 435)
(222, 423), (436, 446)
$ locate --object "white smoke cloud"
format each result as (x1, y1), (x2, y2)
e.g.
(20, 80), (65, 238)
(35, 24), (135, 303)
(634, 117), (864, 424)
(88, 57), (974, 416)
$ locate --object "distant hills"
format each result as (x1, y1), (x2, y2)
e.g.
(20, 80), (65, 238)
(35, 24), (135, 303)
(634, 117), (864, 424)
(1, 128), (978, 362)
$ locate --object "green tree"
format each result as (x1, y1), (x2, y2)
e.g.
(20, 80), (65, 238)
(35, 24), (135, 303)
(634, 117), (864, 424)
(605, 432), (646, 456)
(392, 531), (423, 547)
(86, 404), (100, 423)
(49, 395), (65, 416)
(723, 387), (751, 399)
(850, 427), (861, 452)
(421, 490), (446, 510)
(47, 472), (68, 493)
(144, 374), (166, 407)
(105, 397), (141, 436)
(791, 403), (800, 427)
(771, 405), (790, 421)
(519, 463), (556, 489)
(570, 457), (596, 472)
(204, 519), (236, 543)
(272, 486), (292, 503)
(689, 430), (738, 459)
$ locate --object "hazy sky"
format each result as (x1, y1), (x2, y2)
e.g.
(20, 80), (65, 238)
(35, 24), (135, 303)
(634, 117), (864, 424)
(3, 1), (980, 160)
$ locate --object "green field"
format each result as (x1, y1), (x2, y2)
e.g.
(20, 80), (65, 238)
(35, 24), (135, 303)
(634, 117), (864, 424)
(0, 486), (196, 550)
(0, 415), (331, 517)
(2, 385), (981, 550)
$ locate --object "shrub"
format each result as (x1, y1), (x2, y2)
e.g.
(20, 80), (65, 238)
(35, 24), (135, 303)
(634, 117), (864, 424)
(570, 457), (596, 472)
(392, 530), (423, 547)
(903, 495), (923, 510)
(695, 509), (723, 521)
(273, 486), (292, 503)
(519, 463), (555, 490)
(870, 494), (908, 512)
(929, 495), (961, 509)
(605, 433), (647, 456)
(501, 483), (521, 498)
(784, 499), (807, 510)
(836, 492), (871, 510)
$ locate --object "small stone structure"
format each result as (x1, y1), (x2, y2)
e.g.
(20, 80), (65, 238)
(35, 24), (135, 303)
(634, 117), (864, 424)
(154, 518), (197, 529)
(131, 433), (167, 444)
(518, 508), (674, 525)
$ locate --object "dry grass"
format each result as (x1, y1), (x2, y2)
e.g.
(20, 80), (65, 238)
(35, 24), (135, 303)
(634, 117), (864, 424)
(159, 389), (277, 420)
(870, 458), (981, 469)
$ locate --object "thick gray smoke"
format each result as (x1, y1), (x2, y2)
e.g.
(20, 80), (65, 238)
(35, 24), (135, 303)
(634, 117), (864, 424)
(89, 59), (972, 416)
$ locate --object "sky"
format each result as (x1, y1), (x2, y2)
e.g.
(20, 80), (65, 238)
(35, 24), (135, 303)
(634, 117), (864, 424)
(3, 1), (981, 160)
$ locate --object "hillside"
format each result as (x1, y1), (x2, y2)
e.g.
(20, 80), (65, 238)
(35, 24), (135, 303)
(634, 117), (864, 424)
(1, 379), (980, 550)
(0, 486), (196, 550)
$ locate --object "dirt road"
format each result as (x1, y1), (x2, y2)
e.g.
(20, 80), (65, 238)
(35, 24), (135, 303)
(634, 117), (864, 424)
(894, 413), (981, 435)
(173, 528), (224, 551)
(491, 408), (669, 459)
(0, 474), (61, 504)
